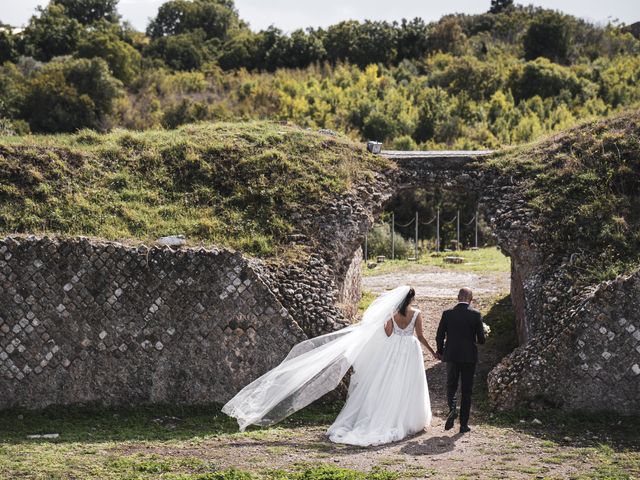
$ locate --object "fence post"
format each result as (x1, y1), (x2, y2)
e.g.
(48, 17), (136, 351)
(391, 212), (395, 260)
(436, 207), (440, 253)
(364, 234), (368, 261)
(475, 209), (478, 249)
(456, 209), (460, 251)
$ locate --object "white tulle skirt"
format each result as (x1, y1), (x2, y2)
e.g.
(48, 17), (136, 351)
(327, 333), (432, 446)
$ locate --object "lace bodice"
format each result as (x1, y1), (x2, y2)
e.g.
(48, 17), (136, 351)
(392, 309), (419, 336)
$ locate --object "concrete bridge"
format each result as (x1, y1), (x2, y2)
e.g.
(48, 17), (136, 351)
(380, 149), (494, 160)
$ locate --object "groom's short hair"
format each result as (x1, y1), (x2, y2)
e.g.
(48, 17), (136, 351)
(458, 287), (473, 302)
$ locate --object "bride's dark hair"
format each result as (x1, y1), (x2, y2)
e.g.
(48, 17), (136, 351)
(398, 287), (415, 316)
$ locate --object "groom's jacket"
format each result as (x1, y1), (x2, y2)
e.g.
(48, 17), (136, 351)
(436, 302), (485, 363)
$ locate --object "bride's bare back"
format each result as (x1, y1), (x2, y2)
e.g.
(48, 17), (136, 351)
(384, 305), (438, 360)
(393, 307), (418, 329)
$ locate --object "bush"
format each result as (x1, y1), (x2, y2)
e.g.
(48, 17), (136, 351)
(22, 57), (122, 132)
(523, 11), (572, 64)
(76, 29), (142, 84)
(366, 225), (414, 260)
(508, 57), (585, 101)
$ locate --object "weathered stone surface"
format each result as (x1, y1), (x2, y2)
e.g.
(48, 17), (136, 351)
(0, 235), (306, 410)
(487, 269), (640, 413)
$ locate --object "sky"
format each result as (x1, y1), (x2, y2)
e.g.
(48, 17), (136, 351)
(1, 0), (638, 32)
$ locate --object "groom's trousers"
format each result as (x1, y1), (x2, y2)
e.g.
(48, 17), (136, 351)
(446, 361), (476, 427)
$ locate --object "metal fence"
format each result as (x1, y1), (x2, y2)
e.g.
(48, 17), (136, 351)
(364, 208), (479, 261)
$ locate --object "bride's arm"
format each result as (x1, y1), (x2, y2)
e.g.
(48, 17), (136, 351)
(415, 312), (438, 359)
(384, 317), (393, 337)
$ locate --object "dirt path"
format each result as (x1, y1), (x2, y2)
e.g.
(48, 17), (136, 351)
(362, 265), (511, 300)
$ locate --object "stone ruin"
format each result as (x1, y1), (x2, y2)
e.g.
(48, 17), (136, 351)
(391, 150), (639, 413)
(0, 149), (638, 413)
(0, 170), (382, 410)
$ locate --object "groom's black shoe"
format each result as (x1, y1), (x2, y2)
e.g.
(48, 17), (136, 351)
(459, 425), (471, 433)
(444, 408), (458, 431)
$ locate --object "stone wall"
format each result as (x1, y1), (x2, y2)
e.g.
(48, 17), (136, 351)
(3, 148), (639, 414)
(0, 169), (390, 410)
(488, 268), (640, 413)
(480, 169), (640, 413)
(0, 235), (306, 410)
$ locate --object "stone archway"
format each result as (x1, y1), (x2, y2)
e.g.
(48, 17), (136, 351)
(374, 148), (639, 414)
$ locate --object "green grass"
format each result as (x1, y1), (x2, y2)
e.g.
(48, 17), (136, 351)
(482, 109), (640, 283)
(357, 290), (377, 314)
(0, 402), (358, 479)
(362, 247), (510, 276)
(0, 121), (389, 257)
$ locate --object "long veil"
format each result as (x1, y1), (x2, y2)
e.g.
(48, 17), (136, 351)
(222, 285), (411, 431)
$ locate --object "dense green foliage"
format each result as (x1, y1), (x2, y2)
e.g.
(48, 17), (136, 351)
(0, 121), (387, 255)
(0, 0), (639, 148)
(486, 110), (640, 281)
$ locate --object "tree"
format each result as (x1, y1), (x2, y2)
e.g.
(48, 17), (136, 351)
(21, 4), (83, 61)
(147, 0), (241, 41)
(51, 0), (119, 25)
(323, 20), (397, 67)
(76, 29), (142, 84)
(489, 0), (514, 14)
(523, 11), (573, 64)
(144, 31), (212, 70)
(396, 18), (430, 61)
(263, 29), (325, 70)
(218, 31), (259, 70)
(0, 27), (18, 64)
(22, 57), (122, 132)
(428, 18), (467, 55)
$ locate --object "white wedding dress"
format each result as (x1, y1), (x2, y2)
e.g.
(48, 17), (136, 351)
(327, 309), (432, 446)
(222, 286), (432, 446)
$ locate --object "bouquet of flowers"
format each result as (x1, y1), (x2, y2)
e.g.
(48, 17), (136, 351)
(482, 322), (491, 336)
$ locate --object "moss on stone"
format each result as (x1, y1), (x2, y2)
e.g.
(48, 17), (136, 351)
(485, 109), (640, 282)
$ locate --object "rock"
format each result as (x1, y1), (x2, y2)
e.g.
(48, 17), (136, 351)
(156, 235), (186, 247)
(444, 256), (464, 264)
(318, 128), (338, 136)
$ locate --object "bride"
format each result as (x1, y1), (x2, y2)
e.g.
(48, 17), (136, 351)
(222, 285), (438, 446)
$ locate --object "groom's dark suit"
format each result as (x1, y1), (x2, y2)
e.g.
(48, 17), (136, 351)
(436, 302), (485, 429)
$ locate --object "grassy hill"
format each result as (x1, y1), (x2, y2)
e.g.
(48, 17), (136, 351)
(0, 121), (388, 256)
(486, 109), (640, 282)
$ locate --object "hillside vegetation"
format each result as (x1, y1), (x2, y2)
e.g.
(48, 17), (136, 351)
(1, 1), (639, 150)
(486, 109), (640, 282)
(0, 122), (387, 255)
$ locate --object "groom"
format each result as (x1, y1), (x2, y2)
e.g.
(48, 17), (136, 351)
(435, 287), (485, 433)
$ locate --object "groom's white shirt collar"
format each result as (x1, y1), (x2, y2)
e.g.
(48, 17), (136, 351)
(456, 302), (470, 306)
